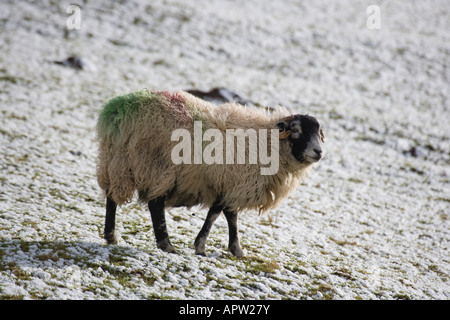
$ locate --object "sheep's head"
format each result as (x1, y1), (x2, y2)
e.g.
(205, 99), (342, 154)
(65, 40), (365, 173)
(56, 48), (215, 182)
(276, 114), (325, 163)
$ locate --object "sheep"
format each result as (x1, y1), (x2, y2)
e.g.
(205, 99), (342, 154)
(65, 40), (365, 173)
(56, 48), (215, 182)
(97, 90), (325, 257)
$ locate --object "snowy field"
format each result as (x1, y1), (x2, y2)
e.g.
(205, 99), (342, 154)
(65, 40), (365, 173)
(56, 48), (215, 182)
(0, 0), (449, 300)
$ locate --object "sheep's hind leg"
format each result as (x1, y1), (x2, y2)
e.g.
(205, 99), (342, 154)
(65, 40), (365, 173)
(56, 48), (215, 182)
(104, 196), (118, 245)
(194, 201), (223, 255)
(224, 210), (244, 257)
(148, 196), (176, 253)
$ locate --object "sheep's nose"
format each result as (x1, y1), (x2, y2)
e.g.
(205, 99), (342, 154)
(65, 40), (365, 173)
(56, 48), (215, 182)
(314, 149), (322, 157)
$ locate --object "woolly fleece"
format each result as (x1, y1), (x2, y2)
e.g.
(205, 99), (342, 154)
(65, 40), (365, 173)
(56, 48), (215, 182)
(97, 90), (314, 212)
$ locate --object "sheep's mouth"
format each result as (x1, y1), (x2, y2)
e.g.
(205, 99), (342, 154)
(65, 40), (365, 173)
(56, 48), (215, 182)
(293, 154), (321, 163)
(305, 155), (322, 163)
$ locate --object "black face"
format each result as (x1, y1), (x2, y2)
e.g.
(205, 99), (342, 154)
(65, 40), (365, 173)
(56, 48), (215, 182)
(277, 114), (325, 163)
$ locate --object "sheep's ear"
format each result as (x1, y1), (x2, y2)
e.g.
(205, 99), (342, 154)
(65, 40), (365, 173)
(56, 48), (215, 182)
(276, 120), (291, 139)
(320, 129), (326, 143)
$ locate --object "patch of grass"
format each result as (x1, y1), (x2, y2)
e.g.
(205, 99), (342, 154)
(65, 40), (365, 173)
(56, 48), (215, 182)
(232, 255), (281, 275)
(393, 293), (411, 300)
(428, 265), (447, 278)
(11, 266), (32, 281)
(109, 253), (128, 266)
(355, 135), (385, 146)
(400, 162), (425, 176)
(348, 177), (363, 183)
(146, 292), (174, 300)
(35, 252), (59, 262)
(330, 237), (358, 246)
(0, 74), (32, 86)
(0, 294), (25, 300)
(259, 215), (278, 228)
(253, 259), (280, 274)
(172, 215), (183, 222)
(332, 267), (356, 281)
(284, 263), (309, 275)
(309, 283), (336, 300)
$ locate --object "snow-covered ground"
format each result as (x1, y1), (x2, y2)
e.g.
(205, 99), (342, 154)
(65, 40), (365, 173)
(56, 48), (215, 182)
(0, 0), (449, 299)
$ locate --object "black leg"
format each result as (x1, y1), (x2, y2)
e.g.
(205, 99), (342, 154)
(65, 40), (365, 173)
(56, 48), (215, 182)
(104, 196), (118, 245)
(148, 196), (176, 253)
(194, 201), (223, 255)
(223, 210), (244, 257)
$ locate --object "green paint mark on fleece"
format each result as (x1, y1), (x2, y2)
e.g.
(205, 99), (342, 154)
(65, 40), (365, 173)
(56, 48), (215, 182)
(98, 90), (160, 136)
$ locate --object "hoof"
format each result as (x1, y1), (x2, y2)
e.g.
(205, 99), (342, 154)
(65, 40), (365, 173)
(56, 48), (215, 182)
(104, 232), (118, 245)
(229, 244), (244, 258)
(157, 239), (177, 253)
(195, 248), (207, 256)
(194, 237), (207, 256)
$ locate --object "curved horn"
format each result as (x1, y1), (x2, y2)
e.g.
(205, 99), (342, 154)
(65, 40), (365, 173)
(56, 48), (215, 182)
(279, 130), (291, 139)
(276, 115), (296, 140)
(320, 129), (326, 143)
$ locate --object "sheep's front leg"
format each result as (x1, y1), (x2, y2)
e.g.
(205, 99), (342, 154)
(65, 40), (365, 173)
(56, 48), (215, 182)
(194, 202), (223, 255)
(148, 197), (176, 253)
(104, 196), (118, 245)
(224, 210), (244, 257)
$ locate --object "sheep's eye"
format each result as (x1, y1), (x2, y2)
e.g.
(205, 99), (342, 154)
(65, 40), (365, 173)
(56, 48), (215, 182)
(292, 128), (299, 133)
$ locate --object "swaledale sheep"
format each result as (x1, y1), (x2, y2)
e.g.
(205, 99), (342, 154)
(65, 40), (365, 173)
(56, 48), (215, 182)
(97, 90), (324, 257)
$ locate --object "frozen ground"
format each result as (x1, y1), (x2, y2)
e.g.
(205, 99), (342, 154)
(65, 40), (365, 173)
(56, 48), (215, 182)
(0, 0), (449, 299)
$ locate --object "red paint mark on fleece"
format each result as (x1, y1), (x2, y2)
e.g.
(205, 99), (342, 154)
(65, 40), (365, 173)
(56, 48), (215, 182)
(156, 91), (191, 124)
(158, 91), (184, 106)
